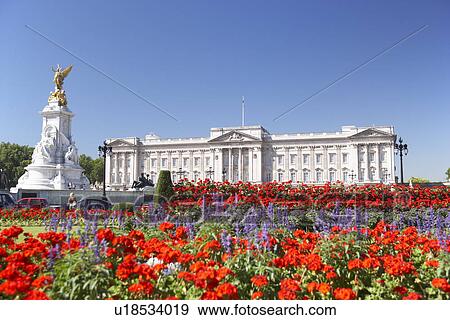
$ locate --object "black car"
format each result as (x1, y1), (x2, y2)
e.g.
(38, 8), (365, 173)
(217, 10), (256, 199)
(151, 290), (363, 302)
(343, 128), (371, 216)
(77, 196), (112, 211)
(133, 194), (154, 212)
(0, 191), (16, 209)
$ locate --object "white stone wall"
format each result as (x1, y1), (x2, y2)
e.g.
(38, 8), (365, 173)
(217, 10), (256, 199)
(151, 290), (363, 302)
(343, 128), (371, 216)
(105, 125), (396, 190)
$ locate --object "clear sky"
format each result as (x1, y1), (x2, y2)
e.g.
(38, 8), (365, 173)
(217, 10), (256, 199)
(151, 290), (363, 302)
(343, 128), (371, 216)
(0, 0), (449, 181)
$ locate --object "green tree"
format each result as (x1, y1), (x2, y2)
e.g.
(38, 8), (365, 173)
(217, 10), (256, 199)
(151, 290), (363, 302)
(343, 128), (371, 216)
(409, 177), (430, 184)
(154, 170), (174, 204)
(79, 154), (104, 184)
(446, 168), (450, 181)
(0, 142), (34, 188)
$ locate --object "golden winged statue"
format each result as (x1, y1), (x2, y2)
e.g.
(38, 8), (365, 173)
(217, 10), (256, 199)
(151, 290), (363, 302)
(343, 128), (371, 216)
(48, 64), (72, 106)
(52, 64), (72, 90)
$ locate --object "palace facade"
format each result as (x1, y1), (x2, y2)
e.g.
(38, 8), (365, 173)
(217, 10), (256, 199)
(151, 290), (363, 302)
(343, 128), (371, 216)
(105, 125), (396, 190)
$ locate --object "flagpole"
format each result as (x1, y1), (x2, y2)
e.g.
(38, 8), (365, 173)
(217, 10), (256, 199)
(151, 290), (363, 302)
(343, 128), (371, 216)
(241, 96), (245, 126)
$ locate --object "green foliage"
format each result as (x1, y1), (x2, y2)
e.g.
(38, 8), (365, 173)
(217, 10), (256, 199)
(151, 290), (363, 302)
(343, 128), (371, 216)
(154, 170), (174, 204)
(49, 249), (115, 299)
(112, 202), (134, 212)
(0, 142), (33, 188)
(409, 177), (430, 184)
(79, 154), (104, 184)
(446, 168), (450, 181)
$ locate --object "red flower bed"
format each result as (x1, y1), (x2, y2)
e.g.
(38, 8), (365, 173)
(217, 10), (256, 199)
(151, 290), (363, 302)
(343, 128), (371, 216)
(0, 221), (449, 300)
(171, 180), (450, 210)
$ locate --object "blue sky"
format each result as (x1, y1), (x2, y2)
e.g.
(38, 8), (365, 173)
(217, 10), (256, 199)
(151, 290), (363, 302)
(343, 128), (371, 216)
(0, 0), (449, 180)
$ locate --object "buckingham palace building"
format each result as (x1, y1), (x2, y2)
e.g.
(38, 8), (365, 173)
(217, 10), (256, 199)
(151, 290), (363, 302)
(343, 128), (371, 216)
(105, 124), (396, 190)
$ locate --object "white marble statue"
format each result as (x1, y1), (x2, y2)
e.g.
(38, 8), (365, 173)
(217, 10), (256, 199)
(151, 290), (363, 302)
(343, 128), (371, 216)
(64, 144), (79, 165)
(32, 132), (56, 163)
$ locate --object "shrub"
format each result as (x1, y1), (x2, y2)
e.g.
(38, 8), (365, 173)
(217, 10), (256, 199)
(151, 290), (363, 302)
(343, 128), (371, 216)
(154, 170), (174, 205)
(112, 202), (134, 212)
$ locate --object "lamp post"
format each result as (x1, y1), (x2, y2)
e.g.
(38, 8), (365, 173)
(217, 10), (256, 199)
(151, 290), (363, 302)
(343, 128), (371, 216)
(176, 167), (186, 180)
(205, 167), (214, 180)
(98, 141), (112, 198)
(349, 169), (357, 184)
(395, 137), (408, 184)
(222, 168), (227, 182)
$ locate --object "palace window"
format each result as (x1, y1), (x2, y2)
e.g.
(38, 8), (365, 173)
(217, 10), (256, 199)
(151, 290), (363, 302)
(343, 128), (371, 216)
(277, 155), (284, 166)
(119, 159), (123, 168)
(329, 153), (336, 165)
(316, 154), (322, 165)
(303, 154), (310, 165)
(127, 158), (131, 168)
(343, 171), (349, 183)
(172, 158), (178, 167)
(118, 172), (123, 184)
(111, 173), (115, 184)
(161, 158), (167, 167)
(369, 152), (375, 163)
(342, 153), (348, 164)
(290, 154), (297, 165)
(183, 158), (189, 167)
(381, 151), (387, 162)
(359, 169), (365, 182)
(369, 167), (376, 181)
(205, 157), (210, 167)
(151, 159), (156, 167)
(316, 170), (323, 182)
(290, 171), (296, 182)
(329, 170), (336, 182)
(194, 157), (200, 167)
(277, 172), (284, 182)
(303, 170), (310, 182)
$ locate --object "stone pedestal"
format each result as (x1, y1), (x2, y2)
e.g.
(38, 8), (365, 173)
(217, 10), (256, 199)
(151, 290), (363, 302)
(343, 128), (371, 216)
(12, 100), (89, 191)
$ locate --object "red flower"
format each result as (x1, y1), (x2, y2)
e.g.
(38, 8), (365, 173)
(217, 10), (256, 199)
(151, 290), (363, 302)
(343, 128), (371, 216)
(334, 288), (357, 300)
(216, 283), (238, 299)
(251, 275), (268, 288)
(278, 289), (297, 300)
(252, 291), (264, 299)
(402, 292), (422, 300)
(23, 290), (50, 300)
(159, 222), (175, 233)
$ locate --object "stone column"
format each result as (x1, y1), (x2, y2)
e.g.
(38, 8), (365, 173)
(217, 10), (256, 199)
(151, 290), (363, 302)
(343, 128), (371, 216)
(284, 148), (289, 181)
(297, 147), (302, 182)
(248, 148), (253, 181)
(200, 150), (205, 179)
(133, 150), (139, 183)
(365, 144), (370, 181)
(376, 144), (381, 181)
(310, 147), (315, 182)
(255, 147), (262, 182)
(336, 146), (342, 181)
(105, 153), (112, 186)
(189, 150), (194, 180)
(238, 147), (242, 181)
(228, 148), (232, 181)
(115, 153), (119, 186)
(323, 146), (329, 182)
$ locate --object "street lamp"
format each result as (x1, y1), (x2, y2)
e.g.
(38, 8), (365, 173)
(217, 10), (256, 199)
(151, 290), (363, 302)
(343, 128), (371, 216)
(349, 169), (357, 184)
(176, 167), (186, 180)
(395, 137), (408, 184)
(205, 166), (214, 180)
(98, 141), (112, 198)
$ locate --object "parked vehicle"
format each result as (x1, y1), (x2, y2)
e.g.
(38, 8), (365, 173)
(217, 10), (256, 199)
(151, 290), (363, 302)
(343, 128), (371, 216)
(0, 191), (16, 209)
(16, 197), (48, 209)
(77, 196), (112, 211)
(133, 194), (154, 212)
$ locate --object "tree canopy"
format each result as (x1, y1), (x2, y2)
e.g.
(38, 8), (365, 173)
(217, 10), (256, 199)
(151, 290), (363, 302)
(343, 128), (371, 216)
(79, 154), (104, 185)
(0, 142), (34, 188)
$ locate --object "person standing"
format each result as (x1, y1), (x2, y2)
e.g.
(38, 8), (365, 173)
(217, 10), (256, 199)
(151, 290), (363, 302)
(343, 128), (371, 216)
(67, 192), (77, 210)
